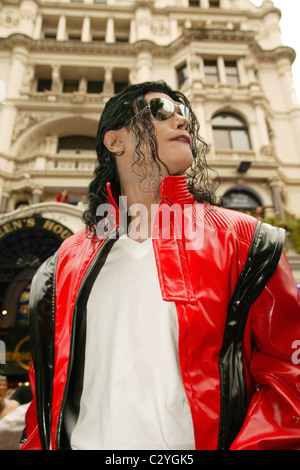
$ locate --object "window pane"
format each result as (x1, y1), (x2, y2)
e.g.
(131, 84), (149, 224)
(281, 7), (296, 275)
(44, 33), (56, 39)
(87, 81), (103, 93)
(204, 60), (219, 83)
(226, 74), (239, 85)
(213, 129), (231, 149)
(212, 114), (244, 127)
(231, 130), (251, 150)
(177, 63), (189, 89)
(37, 79), (52, 92)
(225, 61), (239, 84)
(63, 80), (79, 93)
(58, 136), (96, 154)
(114, 82), (128, 94)
(68, 36), (81, 41)
(92, 36), (105, 42)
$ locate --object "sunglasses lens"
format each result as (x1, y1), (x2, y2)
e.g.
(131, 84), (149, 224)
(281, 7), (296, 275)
(150, 98), (175, 121)
(179, 104), (191, 122)
(149, 98), (191, 124)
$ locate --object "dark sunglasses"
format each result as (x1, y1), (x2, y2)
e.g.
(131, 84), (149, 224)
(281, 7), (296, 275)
(119, 97), (191, 129)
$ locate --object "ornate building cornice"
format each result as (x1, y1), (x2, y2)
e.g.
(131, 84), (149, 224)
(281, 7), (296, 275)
(0, 29), (296, 64)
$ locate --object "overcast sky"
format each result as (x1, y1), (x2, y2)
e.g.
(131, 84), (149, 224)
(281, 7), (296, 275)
(251, 0), (300, 102)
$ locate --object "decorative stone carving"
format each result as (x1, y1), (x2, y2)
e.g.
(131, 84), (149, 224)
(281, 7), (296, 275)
(151, 19), (170, 37)
(20, 64), (35, 94)
(51, 65), (61, 93)
(12, 112), (53, 144)
(1, 8), (20, 28)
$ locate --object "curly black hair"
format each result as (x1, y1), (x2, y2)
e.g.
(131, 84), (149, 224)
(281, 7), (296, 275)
(83, 80), (220, 237)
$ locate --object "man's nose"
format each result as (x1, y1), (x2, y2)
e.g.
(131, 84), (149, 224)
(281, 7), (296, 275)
(175, 113), (190, 130)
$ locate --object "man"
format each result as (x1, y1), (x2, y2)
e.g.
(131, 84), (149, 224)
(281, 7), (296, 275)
(0, 384), (32, 418)
(21, 81), (300, 450)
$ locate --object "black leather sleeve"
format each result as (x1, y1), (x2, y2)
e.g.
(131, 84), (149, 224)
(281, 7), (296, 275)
(28, 251), (59, 450)
(218, 221), (285, 450)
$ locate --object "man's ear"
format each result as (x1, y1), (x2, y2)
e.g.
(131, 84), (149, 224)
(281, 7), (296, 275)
(103, 130), (124, 154)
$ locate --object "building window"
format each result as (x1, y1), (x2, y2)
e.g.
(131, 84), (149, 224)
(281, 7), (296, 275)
(115, 19), (130, 44)
(63, 80), (79, 93)
(114, 82), (128, 94)
(223, 186), (262, 212)
(57, 136), (96, 154)
(204, 60), (219, 84)
(68, 35), (81, 41)
(87, 81), (103, 94)
(225, 61), (239, 84)
(44, 33), (56, 40)
(189, 0), (199, 6)
(176, 63), (189, 89)
(37, 79), (52, 92)
(209, 0), (220, 7)
(92, 35), (105, 42)
(212, 113), (251, 151)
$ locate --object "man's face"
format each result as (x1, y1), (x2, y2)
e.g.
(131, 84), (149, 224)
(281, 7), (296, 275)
(143, 92), (194, 176)
(117, 92), (194, 179)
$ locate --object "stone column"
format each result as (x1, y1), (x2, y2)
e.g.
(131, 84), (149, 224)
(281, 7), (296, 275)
(19, 0), (38, 37)
(51, 65), (61, 92)
(200, 0), (209, 8)
(0, 46), (28, 154)
(106, 17), (115, 43)
(32, 187), (43, 204)
(81, 17), (91, 42)
(217, 56), (226, 84)
(136, 51), (153, 82)
(270, 180), (285, 220)
(129, 19), (136, 44)
(189, 54), (202, 88)
(7, 47), (29, 98)
(0, 189), (10, 213)
(236, 58), (248, 85)
(103, 68), (114, 94)
(247, 120), (260, 157)
(33, 13), (42, 40)
(57, 15), (66, 41)
(277, 57), (297, 110)
(135, 5), (152, 41)
(220, 0), (230, 8)
(79, 76), (87, 93)
(195, 98), (207, 141)
(169, 18), (179, 41)
(254, 100), (270, 148)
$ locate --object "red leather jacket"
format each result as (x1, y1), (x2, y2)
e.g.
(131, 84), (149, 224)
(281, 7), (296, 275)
(21, 176), (300, 450)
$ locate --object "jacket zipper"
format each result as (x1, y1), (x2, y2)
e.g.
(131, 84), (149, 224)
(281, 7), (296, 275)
(55, 231), (118, 449)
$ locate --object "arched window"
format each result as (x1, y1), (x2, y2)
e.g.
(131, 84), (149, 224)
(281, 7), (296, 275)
(223, 186), (263, 212)
(57, 135), (96, 155)
(212, 113), (251, 151)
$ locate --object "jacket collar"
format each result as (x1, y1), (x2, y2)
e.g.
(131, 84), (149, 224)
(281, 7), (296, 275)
(106, 175), (195, 208)
(159, 175), (195, 205)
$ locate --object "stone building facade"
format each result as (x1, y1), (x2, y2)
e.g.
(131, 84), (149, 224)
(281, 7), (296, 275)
(0, 0), (300, 377)
(0, 0), (300, 217)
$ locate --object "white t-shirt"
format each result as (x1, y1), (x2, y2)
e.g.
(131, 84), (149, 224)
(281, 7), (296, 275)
(69, 235), (195, 450)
